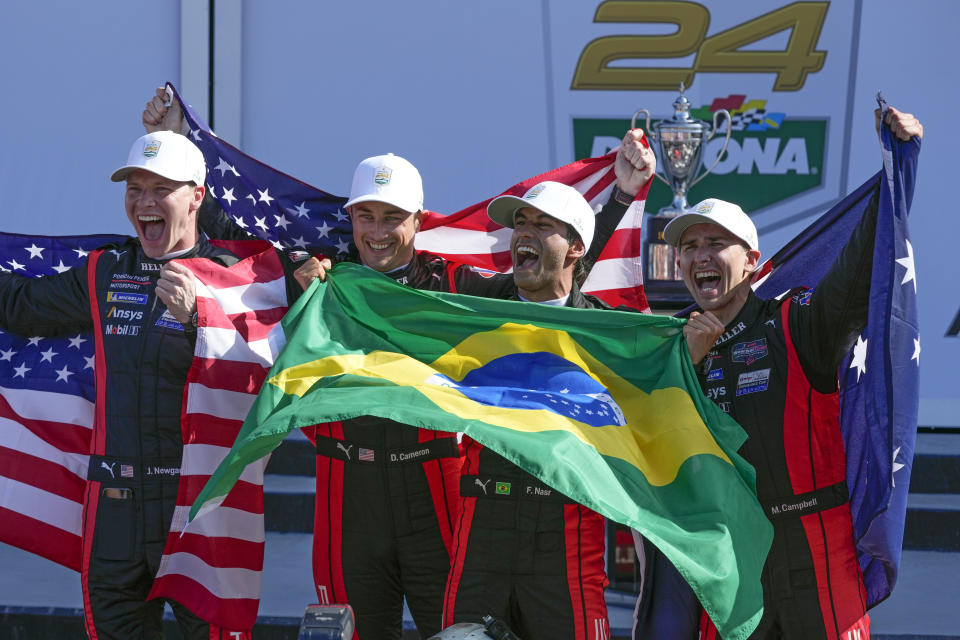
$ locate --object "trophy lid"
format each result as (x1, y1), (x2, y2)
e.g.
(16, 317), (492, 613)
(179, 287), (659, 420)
(672, 83), (693, 123)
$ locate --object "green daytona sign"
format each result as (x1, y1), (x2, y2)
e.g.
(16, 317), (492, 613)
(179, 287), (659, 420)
(573, 95), (826, 214)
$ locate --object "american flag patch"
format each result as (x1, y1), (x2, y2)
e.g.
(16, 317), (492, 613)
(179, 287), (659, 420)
(358, 448), (375, 462)
(120, 464), (134, 478)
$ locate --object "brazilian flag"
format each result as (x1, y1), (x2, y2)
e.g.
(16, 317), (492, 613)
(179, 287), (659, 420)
(192, 263), (772, 639)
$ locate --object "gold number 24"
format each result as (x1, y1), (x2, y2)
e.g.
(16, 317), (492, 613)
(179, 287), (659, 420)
(571, 1), (829, 91)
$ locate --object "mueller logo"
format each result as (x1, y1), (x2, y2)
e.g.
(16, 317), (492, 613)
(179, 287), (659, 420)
(140, 262), (162, 272)
(105, 324), (142, 336)
(107, 307), (144, 322)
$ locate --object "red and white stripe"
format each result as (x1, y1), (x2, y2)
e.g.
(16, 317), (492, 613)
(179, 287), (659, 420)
(147, 241), (289, 632)
(417, 151), (650, 312)
(0, 384), (90, 571)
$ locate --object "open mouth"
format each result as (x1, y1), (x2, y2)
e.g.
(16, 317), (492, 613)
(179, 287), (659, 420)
(366, 240), (392, 254)
(137, 215), (166, 242)
(694, 269), (722, 296)
(515, 244), (539, 270)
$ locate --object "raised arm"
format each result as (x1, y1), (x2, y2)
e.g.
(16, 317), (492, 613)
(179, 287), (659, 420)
(585, 129), (656, 269)
(793, 107), (922, 392)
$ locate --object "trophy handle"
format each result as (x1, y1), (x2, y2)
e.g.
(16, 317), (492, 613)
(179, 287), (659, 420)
(631, 109), (653, 138)
(630, 109), (670, 187)
(690, 109), (732, 189)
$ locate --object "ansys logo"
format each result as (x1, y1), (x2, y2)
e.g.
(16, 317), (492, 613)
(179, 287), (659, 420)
(573, 93), (825, 214)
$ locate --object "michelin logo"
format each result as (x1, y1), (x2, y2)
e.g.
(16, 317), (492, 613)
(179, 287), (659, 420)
(106, 291), (148, 305)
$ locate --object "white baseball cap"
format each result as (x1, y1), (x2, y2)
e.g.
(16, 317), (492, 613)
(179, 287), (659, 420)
(662, 198), (759, 251)
(345, 153), (423, 213)
(110, 131), (206, 185)
(487, 181), (596, 250)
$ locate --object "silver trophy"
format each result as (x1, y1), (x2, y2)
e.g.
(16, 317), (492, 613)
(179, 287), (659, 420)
(635, 85), (732, 305)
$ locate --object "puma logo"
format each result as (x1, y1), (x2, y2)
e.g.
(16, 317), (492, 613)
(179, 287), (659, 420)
(474, 477), (491, 495)
(101, 461), (117, 479)
(336, 442), (354, 460)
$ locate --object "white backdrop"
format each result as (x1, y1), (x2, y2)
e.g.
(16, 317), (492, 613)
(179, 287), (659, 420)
(1, 0), (956, 424)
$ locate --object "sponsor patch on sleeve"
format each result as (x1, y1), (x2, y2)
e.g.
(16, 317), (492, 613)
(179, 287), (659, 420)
(706, 368), (724, 382)
(792, 289), (814, 306)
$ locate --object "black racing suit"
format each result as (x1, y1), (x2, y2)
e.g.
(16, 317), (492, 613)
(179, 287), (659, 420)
(0, 237), (243, 639)
(310, 250), (517, 640)
(442, 283), (622, 640)
(199, 193), (631, 639)
(690, 186), (881, 640)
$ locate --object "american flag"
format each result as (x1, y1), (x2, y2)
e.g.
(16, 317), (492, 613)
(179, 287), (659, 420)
(146, 240), (289, 631)
(752, 98), (920, 606)
(169, 82), (650, 312)
(0, 231), (124, 571)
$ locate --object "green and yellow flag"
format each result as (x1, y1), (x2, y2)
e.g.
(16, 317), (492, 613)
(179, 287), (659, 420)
(192, 263), (772, 639)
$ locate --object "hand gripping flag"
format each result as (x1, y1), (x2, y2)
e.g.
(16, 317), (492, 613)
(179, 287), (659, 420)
(752, 97), (920, 607)
(168, 82), (650, 311)
(0, 232), (123, 570)
(191, 263), (774, 640)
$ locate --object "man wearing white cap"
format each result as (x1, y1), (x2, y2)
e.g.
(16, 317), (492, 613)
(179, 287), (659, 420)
(439, 180), (642, 640)
(0, 131), (250, 639)
(657, 108), (922, 640)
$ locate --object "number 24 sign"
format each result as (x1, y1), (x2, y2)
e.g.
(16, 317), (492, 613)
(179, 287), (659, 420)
(571, 1), (829, 91)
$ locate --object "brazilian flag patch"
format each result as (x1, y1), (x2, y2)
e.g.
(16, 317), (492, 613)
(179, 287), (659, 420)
(495, 482), (511, 495)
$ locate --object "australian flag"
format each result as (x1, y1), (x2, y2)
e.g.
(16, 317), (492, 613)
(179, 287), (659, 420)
(754, 96), (920, 607)
(169, 84), (353, 258)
